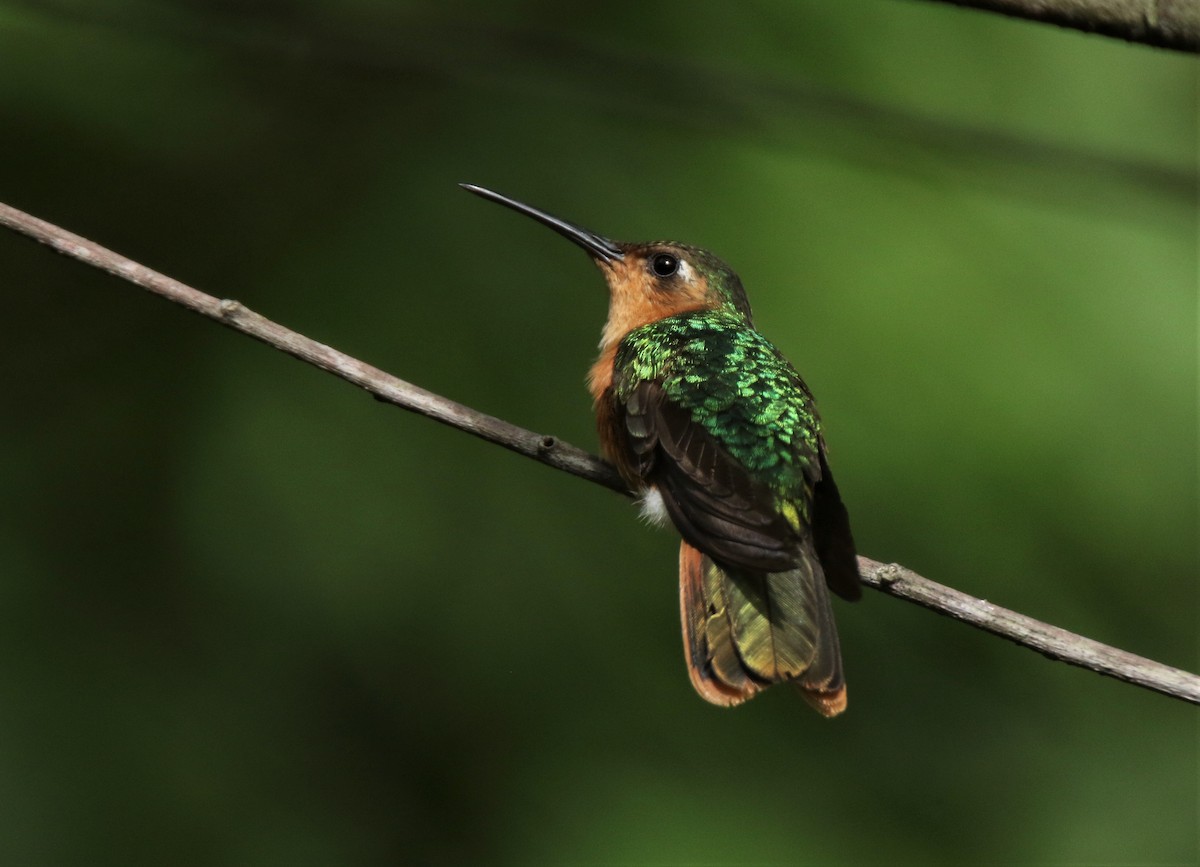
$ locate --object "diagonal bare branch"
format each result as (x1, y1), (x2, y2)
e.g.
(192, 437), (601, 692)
(916, 0), (1200, 52)
(2, 199), (1196, 707)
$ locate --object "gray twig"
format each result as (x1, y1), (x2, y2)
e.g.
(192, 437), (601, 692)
(2, 199), (1196, 706)
(919, 0), (1199, 52)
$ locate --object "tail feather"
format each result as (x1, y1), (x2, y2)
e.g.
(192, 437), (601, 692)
(795, 592), (847, 716)
(679, 540), (847, 716)
(680, 543), (762, 705)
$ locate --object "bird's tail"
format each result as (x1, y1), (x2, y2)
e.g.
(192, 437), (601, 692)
(679, 540), (847, 716)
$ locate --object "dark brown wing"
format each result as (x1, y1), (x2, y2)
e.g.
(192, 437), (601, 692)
(611, 379), (862, 598)
(812, 448), (862, 601)
(623, 380), (801, 573)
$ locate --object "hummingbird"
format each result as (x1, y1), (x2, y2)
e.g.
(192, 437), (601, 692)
(462, 184), (862, 715)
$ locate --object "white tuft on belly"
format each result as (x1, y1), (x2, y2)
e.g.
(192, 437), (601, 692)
(637, 487), (671, 527)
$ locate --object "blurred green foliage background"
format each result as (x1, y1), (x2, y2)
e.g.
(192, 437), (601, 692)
(0, 1), (1196, 864)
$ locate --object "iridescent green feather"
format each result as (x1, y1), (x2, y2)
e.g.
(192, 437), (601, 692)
(613, 310), (821, 522)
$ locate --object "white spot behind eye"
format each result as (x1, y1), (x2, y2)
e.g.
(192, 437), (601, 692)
(677, 259), (693, 282)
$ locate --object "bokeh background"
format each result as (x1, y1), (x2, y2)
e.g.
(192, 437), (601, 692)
(1, 1), (1195, 864)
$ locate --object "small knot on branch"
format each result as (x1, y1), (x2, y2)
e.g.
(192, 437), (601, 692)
(876, 563), (906, 587)
(538, 435), (557, 453)
(218, 299), (245, 319)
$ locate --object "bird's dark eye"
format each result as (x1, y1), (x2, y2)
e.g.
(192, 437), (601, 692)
(650, 253), (679, 278)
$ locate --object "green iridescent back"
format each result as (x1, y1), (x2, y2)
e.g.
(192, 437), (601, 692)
(612, 309), (821, 501)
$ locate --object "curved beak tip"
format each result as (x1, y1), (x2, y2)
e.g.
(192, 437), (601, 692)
(459, 183), (624, 263)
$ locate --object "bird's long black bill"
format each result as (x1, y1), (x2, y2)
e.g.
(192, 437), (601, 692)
(460, 183), (624, 263)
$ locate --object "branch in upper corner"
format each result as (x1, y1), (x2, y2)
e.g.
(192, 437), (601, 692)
(1, 199), (1197, 707)
(918, 0), (1199, 52)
